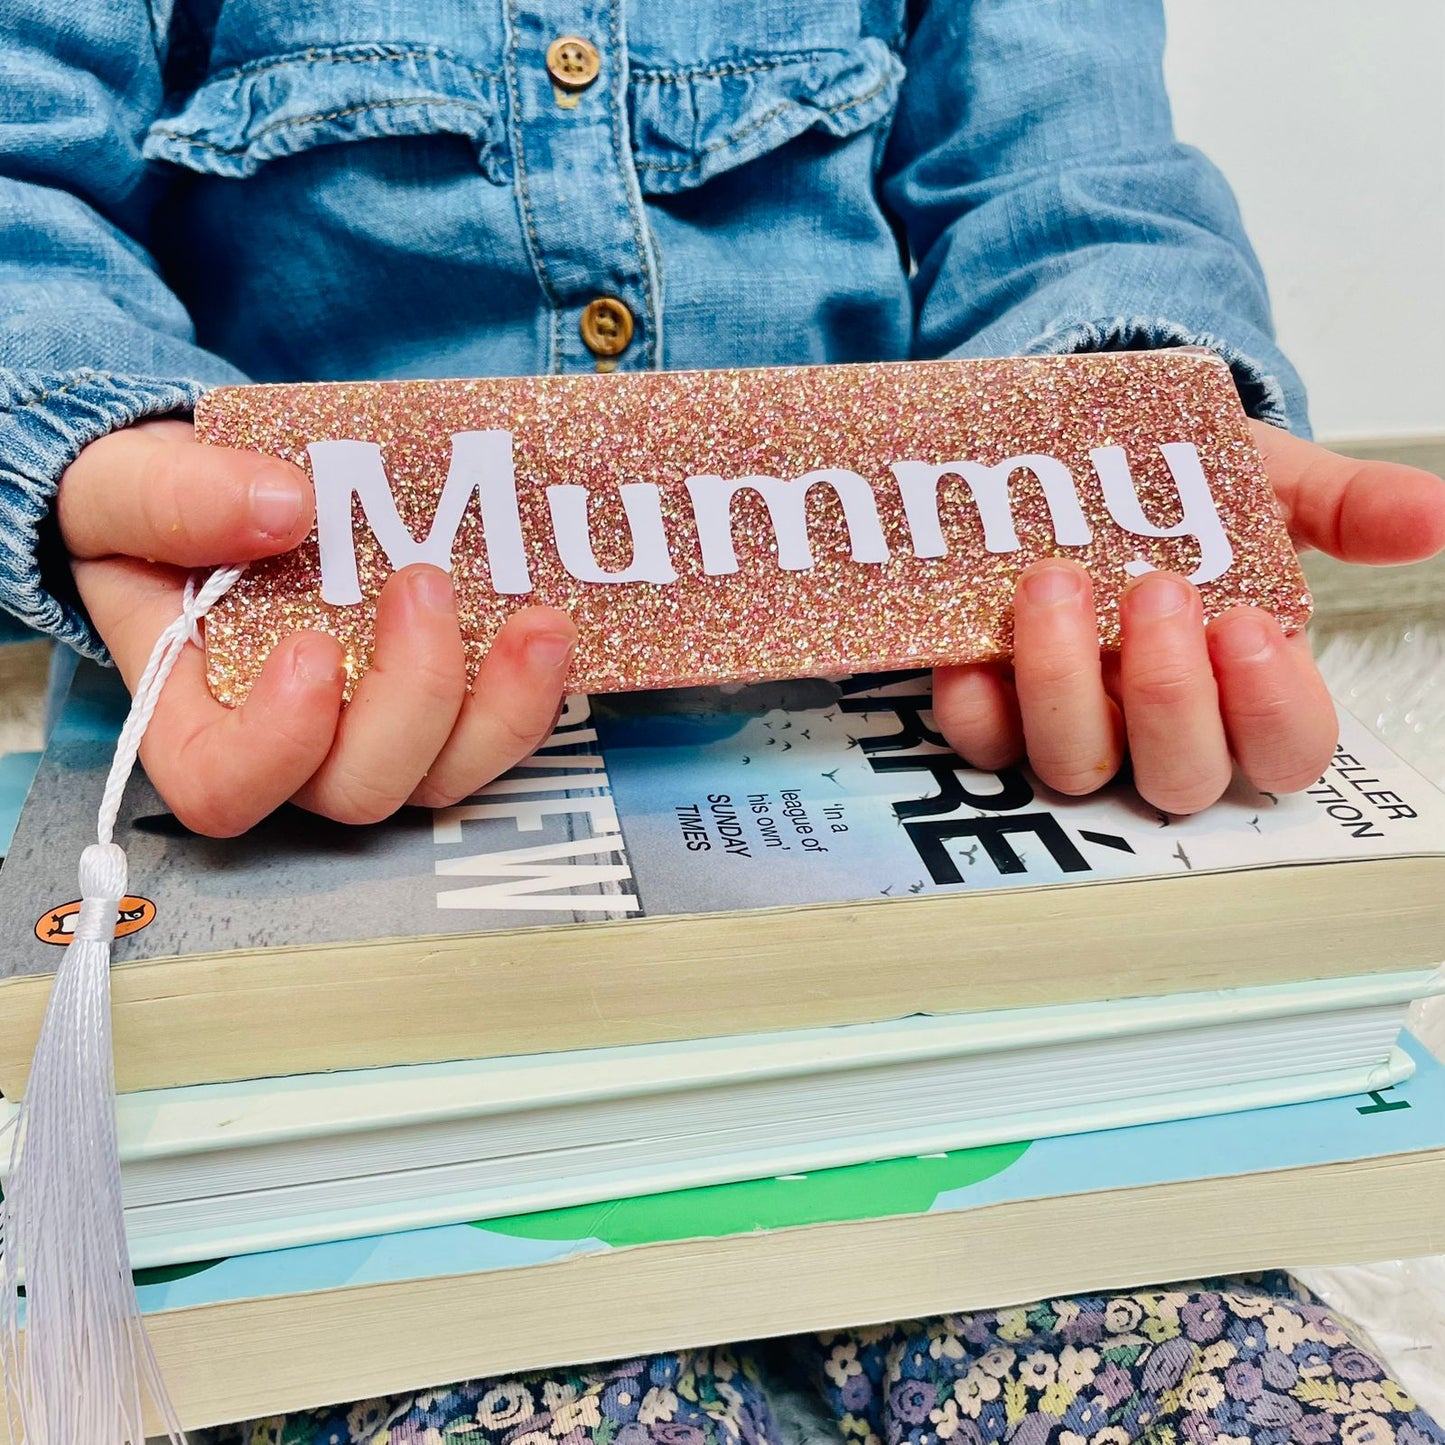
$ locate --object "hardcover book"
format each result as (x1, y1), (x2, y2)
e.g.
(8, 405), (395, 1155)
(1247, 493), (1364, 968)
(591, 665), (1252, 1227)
(78, 1034), (1445, 1433)
(3, 971), (1431, 1268)
(0, 663), (1442, 1095)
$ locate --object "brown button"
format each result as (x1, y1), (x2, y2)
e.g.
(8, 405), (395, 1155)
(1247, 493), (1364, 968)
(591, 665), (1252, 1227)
(580, 297), (634, 357)
(546, 36), (601, 91)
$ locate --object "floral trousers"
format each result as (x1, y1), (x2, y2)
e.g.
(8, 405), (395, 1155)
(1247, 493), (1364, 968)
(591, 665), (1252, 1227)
(201, 1274), (1442, 1445)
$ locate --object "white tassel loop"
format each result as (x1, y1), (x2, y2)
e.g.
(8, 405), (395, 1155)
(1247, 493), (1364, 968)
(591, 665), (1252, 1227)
(1, 564), (245, 1444)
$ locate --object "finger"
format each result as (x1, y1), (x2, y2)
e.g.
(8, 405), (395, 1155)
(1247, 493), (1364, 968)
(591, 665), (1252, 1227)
(70, 553), (192, 683)
(58, 422), (314, 565)
(1207, 607), (1337, 794)
(1012, 560), (1123, 795)
(1119, 572), (1232, 815)
(1249, 420), (1445, 564)
(72, 554), (347, 835)
(291, 566), (468, 824)
(145, 633), (348, 836)
(931, 662), (1024, 772)
(409, 608), (577, 809)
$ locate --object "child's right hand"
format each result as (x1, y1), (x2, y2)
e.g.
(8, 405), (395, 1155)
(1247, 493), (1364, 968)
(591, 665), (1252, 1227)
(57, 420), (577, 838)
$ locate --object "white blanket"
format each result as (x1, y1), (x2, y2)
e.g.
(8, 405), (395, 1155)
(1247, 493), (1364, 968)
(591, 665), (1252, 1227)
(1305, 626), (1445, 1414)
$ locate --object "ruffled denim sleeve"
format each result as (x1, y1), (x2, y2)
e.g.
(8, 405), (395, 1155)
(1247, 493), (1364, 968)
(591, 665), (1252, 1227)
(882, 0), (1310, 437)
(0, 1), (246, 657)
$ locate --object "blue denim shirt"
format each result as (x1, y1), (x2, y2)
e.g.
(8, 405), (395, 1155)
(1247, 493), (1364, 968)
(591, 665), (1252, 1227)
(0, 0), (1306, 658)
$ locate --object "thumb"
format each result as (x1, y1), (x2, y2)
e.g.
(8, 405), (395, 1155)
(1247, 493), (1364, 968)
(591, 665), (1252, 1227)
(58, 419), (315, 566)
(1250, 420), (1445, 565)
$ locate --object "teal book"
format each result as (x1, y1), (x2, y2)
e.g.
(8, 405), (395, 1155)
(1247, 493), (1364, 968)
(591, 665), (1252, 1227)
(1, 664), (1442, 1097)
(2, 969), (1431, 1271)
(0, 749), (40, 859)
(94, 1034), (1445, 1433)
(0, 625), (47, 855)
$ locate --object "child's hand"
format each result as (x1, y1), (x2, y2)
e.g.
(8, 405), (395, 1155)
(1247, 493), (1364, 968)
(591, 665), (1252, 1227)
(57, 420), (576, 837)
(934, 421), (1445, 815)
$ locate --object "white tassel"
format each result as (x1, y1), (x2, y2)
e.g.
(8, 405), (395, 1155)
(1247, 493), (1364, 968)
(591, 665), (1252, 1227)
(1, 565), (245, 1444)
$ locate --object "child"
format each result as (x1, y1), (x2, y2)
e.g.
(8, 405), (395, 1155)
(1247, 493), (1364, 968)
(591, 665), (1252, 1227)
(1, 0), (1442, 1441)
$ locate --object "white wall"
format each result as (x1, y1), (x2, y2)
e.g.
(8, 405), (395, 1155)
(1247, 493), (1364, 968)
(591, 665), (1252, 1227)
(1163, 0), (1445, 441)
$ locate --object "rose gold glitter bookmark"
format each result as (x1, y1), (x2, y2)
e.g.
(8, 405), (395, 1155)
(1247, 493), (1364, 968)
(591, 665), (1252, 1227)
(195, 352), (1310, 702)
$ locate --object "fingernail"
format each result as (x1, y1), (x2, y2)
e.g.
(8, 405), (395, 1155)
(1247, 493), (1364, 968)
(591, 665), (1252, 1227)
(1126, 572), (1193, 620)
(526, 632), (575, 670)
(410, 566), (455, 614)
(292, 632), (345, 687)
(1020, 563), (1084, 607)
(250, 473), (307, 540)
(1211, 609), (1277, 664)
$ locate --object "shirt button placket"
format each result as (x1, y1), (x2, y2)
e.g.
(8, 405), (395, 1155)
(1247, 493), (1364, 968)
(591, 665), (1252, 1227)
(505, 0), (661, 373)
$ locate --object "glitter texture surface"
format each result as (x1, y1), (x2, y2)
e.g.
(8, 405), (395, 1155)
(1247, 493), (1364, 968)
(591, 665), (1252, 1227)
(196, 353), (1311, 704)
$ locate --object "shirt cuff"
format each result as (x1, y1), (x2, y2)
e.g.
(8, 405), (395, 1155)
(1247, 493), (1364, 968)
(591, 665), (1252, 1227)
(1005, 315), (1310, 439)
(0, 369), (216, 660)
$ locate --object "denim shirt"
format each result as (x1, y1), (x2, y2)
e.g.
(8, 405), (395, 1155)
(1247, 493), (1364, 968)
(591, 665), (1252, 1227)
(0, 0), (1306, 657)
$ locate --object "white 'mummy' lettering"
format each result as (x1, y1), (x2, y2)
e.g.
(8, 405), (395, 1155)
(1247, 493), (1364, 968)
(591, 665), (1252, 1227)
(310, 429), (530, 605)
(891, 454), (1094, 557)
(684, 468), (891, 573)
(1090, 443), (1234, 584)
(546, 482), (677, 584)
(310, 430), (1235, 597)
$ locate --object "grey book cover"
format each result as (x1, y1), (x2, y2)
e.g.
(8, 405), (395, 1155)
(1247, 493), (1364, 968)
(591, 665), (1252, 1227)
(2, 662), (1441, 982)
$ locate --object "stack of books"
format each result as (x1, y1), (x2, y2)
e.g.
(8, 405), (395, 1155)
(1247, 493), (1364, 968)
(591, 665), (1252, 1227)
(0, 662), (1442, 1433)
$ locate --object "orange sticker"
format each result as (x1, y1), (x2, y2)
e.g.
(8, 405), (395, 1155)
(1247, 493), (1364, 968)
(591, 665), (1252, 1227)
(34, 897), (157, 947)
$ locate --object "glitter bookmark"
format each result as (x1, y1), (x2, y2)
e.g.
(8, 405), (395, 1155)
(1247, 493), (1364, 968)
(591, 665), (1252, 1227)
(197, 352), (1310, 703)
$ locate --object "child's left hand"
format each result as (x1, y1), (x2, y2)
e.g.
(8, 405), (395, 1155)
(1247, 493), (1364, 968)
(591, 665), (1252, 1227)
(933, 421), (1445, 815)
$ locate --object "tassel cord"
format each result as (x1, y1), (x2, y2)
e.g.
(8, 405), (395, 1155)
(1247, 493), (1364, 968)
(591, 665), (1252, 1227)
(97, 566), (247, 847)
(1, 564), (245, 1445)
